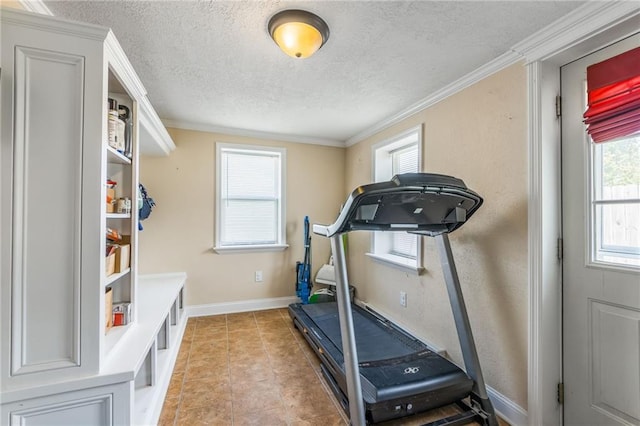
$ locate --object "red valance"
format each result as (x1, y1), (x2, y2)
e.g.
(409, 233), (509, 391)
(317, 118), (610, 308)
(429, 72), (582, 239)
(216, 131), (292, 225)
(583, 46), (640, 143)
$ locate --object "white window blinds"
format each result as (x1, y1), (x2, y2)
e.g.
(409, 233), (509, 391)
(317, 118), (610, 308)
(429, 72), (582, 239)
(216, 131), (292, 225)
(219, 147), (283, 247)
(391, 145), (418, 258)
(370, 125), (422, 272)
(392, 145), (419, 175)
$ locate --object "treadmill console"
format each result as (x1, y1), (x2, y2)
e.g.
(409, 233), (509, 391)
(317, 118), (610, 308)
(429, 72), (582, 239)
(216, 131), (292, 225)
(324, 173), (483, 237)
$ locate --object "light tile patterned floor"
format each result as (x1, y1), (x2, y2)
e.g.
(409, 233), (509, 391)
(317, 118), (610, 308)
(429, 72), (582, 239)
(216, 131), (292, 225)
(159, 308), (509, 426)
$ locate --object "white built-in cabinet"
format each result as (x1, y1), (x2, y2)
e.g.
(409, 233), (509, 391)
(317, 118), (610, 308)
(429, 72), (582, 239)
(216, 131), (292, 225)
(1, 8), (186, 425)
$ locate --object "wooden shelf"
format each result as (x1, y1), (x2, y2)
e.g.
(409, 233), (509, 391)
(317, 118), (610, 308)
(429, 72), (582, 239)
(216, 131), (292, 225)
(105, 268), (131, 286)
(107, 146), (132, 164)
(106, 212), (131, 219)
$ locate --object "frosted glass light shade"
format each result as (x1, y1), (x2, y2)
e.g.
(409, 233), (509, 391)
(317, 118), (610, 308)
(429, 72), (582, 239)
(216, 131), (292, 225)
(273, 22), (322, 58)
(268, 10), (329, 59)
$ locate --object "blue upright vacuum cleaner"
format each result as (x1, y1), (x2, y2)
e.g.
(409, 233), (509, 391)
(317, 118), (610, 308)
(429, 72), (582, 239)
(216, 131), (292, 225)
(295, 216), (312, 304)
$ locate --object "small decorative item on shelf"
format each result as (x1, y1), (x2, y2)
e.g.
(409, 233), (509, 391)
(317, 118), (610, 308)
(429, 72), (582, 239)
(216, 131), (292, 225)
(112, 303), (131, 326)
(118, 105), (133, 158)
(107, 98), (120, 150)
(116, 197), (131, 214)
(106, 227), (122, 242)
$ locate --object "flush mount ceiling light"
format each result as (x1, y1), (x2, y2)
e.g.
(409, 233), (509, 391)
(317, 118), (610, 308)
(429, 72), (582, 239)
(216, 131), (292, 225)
(268, 9), (330, 59)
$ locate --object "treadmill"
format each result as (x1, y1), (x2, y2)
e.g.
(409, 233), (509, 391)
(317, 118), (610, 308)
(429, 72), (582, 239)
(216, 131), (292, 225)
(288, 173), (498, 425)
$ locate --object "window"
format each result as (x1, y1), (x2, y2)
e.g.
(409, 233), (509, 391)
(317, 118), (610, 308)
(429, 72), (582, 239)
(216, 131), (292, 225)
(215, 144), (287, 253)
(368, 126), (423, 273)
(591, 134), (640, 269)
(584, 46), (640, 270)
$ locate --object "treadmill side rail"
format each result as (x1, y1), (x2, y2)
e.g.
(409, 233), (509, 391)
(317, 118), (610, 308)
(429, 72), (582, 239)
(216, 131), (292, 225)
(435, 233), (498, 425)
(331, 233), (366, 426)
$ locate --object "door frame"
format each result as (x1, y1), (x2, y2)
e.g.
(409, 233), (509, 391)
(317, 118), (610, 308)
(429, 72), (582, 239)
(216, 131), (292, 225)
(525, 3), (640, 425)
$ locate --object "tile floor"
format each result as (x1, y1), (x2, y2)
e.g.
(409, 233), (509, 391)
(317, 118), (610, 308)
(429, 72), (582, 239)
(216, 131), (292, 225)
(159, 308), (508, 426)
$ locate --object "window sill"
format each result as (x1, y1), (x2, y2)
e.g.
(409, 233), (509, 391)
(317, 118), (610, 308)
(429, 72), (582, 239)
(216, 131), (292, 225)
(588, 258), (640, 274)
(366, 252), (424, 275)
(214, 244), (289, 254)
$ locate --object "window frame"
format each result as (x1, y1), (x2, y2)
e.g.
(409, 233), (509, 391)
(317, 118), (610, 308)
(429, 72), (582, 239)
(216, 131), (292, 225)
(367, 125), (424, 274)
(587, 135), (640, 271)
(214, 143), (288, 254)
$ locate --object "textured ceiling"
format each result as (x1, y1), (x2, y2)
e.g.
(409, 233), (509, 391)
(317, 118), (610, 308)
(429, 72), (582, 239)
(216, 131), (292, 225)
(45, 1), (585, 143)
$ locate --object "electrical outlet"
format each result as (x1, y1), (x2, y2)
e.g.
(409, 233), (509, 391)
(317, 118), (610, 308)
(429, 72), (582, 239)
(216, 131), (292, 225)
(400, 291), (407, 307)
(255, 270), (263, 282)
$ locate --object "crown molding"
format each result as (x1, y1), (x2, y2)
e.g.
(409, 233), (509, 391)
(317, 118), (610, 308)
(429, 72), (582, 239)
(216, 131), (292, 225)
(104, 31), (177, 157)
(19, 0), (639, 151)
(139, 104), (176, 157)
(18, 0), (52, 15)
(9, 5), (145, 99)
(105, 31), (148, 101)
(3, 5), (108, 41)
(513, 1), (640, 63)
(346, 1), (640, 147)
(345, 50), (521, 147)
(162, 119), (345, 148)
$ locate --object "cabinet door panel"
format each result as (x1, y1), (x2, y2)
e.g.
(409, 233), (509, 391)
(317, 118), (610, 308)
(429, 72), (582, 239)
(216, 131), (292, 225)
(2, 381), (132, 426)
(10, 395), (112, 426)
(10, 47), (84, 375)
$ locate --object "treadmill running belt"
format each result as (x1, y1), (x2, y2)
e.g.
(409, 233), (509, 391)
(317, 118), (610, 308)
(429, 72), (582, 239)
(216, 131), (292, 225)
(301, 302), (421, 361)
(290, 301), (474, 422)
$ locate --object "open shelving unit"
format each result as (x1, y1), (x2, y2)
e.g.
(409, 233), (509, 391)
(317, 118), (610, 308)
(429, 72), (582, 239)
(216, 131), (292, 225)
(103, 66), (138, 345)
(1, 8), (183, 425)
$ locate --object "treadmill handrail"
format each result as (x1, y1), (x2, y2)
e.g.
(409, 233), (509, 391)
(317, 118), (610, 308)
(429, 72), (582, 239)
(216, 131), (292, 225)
(312, 223), (330, 237)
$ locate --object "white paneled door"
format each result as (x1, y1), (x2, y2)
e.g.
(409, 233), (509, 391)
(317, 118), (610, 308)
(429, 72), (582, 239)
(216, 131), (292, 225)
(561, 34), (640, 426)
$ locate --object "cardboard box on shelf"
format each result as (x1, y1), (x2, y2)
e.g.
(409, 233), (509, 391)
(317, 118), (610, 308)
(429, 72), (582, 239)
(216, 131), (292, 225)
(105, 287), (113, 333)
(106, 235), (130, 275)
(105, 252), (116, 276)
(106, 188), (116, 213)
(114, 244), (130, 273)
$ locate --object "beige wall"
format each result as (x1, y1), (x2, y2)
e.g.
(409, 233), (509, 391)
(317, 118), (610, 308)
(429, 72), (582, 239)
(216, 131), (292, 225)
(140, 62), (528, 409)
(139, 128), (345, 306)
(345, 63), (528, 408)
(0, 1), (26, 10)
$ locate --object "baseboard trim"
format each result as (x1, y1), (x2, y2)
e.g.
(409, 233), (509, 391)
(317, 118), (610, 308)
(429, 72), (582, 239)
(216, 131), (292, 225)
(186, 296), (298, 317)
(488, 386), (528, 426)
